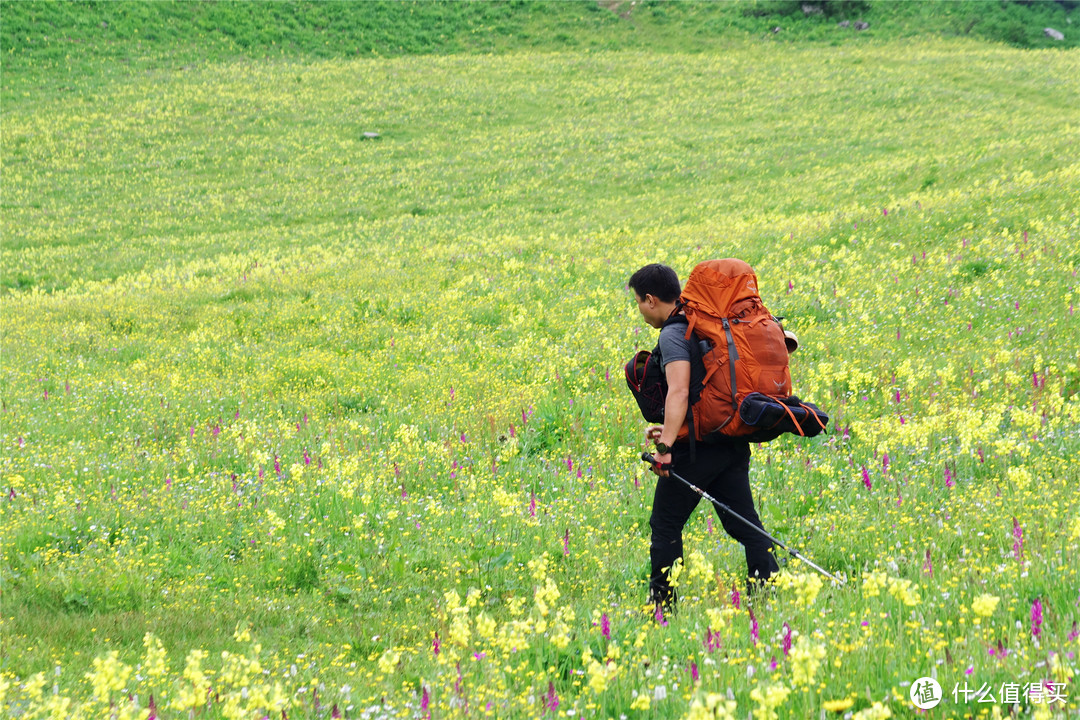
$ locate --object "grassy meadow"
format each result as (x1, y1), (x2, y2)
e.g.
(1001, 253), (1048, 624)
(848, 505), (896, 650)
(2, 5), (1080, 719)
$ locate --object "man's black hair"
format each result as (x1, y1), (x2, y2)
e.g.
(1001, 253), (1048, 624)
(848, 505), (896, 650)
(629, 264), (681, 303)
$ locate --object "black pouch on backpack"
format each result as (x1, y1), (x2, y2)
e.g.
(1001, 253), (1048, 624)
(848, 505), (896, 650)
(738, 392), (830, 443)
(625, 349), (666, 423)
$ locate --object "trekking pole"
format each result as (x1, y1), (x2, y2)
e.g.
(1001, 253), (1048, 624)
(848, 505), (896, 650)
(640, 452), (845, 586)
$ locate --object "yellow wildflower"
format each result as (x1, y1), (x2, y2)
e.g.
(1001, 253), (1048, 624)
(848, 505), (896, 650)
(853, 702), (892, 720)
(823, 698), (854, 713)
(685, 693), (738, 719)
(790, 635), (827, 686)
(971, 594), (1000, 617)
(862, 570), (888, 598)
(749, 683), (790, 720)
(377, 649), (400, 674)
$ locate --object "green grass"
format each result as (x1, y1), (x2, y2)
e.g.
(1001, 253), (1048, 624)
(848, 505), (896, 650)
(2, 4), (1080, 719)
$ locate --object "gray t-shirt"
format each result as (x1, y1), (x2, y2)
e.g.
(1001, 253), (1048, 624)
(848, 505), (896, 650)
(658, 321), (692, 376)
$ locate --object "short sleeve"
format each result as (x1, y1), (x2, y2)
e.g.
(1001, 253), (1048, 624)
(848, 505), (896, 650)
(657, 323), (692, 373)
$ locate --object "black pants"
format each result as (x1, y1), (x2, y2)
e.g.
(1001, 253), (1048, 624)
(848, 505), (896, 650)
(649, 440), (779, 604)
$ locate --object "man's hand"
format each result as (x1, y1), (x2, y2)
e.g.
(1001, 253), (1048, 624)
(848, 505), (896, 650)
(645, 426), (663, 443)
(650, 451), (672, 477)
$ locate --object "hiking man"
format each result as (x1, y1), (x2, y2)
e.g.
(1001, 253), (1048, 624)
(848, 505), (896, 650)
(628, 263), (779, 612)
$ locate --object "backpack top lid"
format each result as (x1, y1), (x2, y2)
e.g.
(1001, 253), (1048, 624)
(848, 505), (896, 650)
(680, 259), (761, 317)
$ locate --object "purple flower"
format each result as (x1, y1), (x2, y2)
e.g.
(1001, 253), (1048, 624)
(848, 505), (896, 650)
(731, 585), (741, 610)
(782, 623), (792, 656)
(1031, 598), (1044, 638)
(748, 608), (759, 645)
(433, 632), (440, 656)
(691, 661), (699, 682)
(654, 604), (668, 627)
(545, 681), (559, 713)
(861, 466), (872, 490)
(601, 613), (611, 641)
(1013, 518), (1024, 562)
(563, 528), (570, 556)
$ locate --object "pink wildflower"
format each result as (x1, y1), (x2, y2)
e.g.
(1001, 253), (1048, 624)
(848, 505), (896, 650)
(861, 465), (872, 490)
(782, 623), (792, 656)
(1013, 518), (1024, 562)
(748, 608), (759, 645)
(544, 682), (559, 713)
(1031, 598), (1043, 639)
(601, 613), (611, 641)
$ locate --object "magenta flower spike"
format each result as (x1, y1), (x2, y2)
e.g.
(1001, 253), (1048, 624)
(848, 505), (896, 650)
(1031, 598), (1044, 638)
(749, 608), (759, 645)
(545, 681), (560, 713)
(601, 613), (611, 641)
(861, 466), (872, 490)
(782, 622), (792, 656)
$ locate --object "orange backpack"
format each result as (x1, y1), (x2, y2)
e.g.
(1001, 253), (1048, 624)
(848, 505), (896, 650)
(678, 259), (825, 443)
